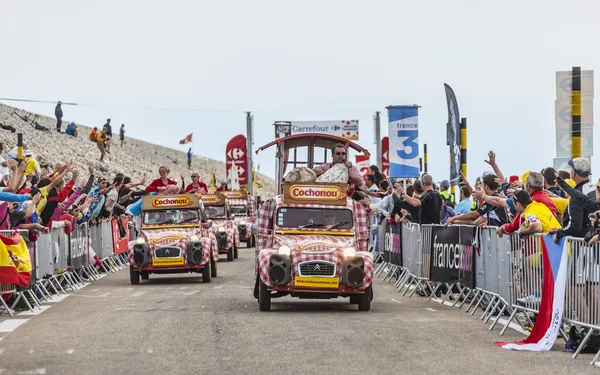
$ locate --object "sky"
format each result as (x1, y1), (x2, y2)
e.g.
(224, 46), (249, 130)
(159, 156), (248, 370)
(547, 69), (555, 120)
(1, 0), (599, 185)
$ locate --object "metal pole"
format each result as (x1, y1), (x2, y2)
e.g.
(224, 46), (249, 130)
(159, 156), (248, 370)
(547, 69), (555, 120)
(572, 67), (582, 159)
(375, 111), (381, 169)
(246, 111), (254, 196)
(460, 118), (467, 179)
(17, 133), (23, 165)
(419, 158), (423, 172)
(424, 144), (428, 173)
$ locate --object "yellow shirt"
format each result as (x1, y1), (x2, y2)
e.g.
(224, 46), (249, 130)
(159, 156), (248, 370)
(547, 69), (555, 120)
(96, 132), (106, 144)
(36, 186), (50, 216)
(24, 157), (37, 177)
(551, 197), (569, 216)
(522, 201), (562, 234)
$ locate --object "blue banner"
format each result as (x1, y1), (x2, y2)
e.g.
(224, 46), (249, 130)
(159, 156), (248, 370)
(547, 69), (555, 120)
(387, 105), (420, 178)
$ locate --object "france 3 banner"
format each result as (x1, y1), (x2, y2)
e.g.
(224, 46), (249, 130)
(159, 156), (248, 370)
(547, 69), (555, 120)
(429, 226), (476, 289)
(387, 106), (420, 178)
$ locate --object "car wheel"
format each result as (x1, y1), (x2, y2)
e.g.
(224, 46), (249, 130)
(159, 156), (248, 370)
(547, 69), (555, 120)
(227, 247), (234, 262)
(349, 295), (359, 304)
(210, 257), (217, 277)
(234, 245), (238, 259)
(202, 262), (211, 283)
(259, 279), (271, 311)
(129, 266), (140, 285)
(358, 286), (372, 311)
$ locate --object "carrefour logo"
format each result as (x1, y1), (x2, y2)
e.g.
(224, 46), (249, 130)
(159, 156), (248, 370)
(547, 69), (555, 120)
(152, 196), (192, 208)
(289, 185), (344, 200)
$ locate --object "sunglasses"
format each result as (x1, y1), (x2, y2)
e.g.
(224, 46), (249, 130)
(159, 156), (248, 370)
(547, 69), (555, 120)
(335, 152), (346, 156)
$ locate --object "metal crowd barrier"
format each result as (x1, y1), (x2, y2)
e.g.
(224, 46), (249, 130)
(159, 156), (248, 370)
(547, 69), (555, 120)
(1, 218), (133, 317)
(369, 221), (600, 364)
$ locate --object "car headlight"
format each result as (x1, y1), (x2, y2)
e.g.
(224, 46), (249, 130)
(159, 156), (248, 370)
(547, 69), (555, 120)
(190, 235), (199, 242)
(343, 247), (356, 257)
(218, 227), (226, 232)
(278, 246), (291, 256)
(136, 237), (146, 244)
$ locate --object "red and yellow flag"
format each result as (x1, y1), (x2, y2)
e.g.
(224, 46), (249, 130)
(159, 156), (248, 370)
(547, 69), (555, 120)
(179, 133), (193, 145)
(0, 232), (31, 287)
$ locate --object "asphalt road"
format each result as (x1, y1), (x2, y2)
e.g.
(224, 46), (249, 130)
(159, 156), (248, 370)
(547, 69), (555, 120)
(0, 248), (598, 375)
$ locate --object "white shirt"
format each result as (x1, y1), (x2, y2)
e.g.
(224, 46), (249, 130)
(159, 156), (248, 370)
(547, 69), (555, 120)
(106, 189), (119, 210)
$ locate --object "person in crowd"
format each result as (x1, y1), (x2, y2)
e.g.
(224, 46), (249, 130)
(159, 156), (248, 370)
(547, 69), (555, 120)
(183, 172), (209, 194)
(65, 122), (77, 137)
(446, 174), (507, 227)
(55, 101), (63, 132)
(558, 170), (571, 180)
(369, 165), (384, 185)
(497, 190), (561, 237)
(215, 182), (228, 192)
(542, 167), (566, 198)
(551, 163), (597, 241)
(96, 128), (107, 161)
(105, 177), (127, 215)
(455, 186), (473, 214)
(120, 124), (125, 147)
(38, 167), (78, 228)
(103, 118), (113, 154)
(89, 127), (98, 143)
(365, 175), (379, 193)
(391, 184), (419, 224)
(439, 180), (455, 209)
(398, 174), (442, 225)
(187, 148), (193, 170)
(145, 166), (179, 194)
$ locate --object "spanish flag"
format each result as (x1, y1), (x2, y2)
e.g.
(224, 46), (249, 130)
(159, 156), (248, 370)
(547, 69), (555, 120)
(0, 232), (31, 287)
(179, 133), (193, 145)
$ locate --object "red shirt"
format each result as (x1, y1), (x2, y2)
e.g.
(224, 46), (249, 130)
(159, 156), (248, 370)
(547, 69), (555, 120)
(503, 189), (557, 234)
(145, 178), (177, 193)
(184, 182), (208, 194)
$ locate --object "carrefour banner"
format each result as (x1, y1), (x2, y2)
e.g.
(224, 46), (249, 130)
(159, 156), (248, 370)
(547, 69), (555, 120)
(387, 105), (420, 178)
(274, 120), (359, 140)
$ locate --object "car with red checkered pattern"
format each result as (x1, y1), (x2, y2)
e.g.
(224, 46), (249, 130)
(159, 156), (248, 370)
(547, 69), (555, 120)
(129, 194), (218, 284)
(201, 193), (240, 261)
(222, 190), (257, 248)
(253, 133), (374, 311)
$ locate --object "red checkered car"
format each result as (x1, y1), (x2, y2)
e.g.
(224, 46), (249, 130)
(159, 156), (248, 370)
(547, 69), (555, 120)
(254, 193), (373, 311)
(129, 194), (218, 284)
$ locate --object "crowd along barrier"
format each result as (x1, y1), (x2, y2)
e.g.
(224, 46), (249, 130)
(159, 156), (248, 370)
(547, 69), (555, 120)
(0, 217), (133, 317)
(371, 219), (600, 365)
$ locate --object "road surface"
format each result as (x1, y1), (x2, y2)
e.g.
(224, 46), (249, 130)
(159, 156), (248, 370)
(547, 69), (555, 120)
(0, 248), (597, 374)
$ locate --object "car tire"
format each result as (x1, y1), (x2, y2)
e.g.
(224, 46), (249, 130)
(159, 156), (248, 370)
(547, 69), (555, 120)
(358, 286), (372, 311)
(202, 262), (211, 283)
(259, 279), (271, 311)
(227, 247), (234, 262)
(140, 272), (149, 280)
(349, 295), (359, 304)
(253, 275), (259, 300)
(210, 257), (217, 277)
(129, 266), (140, 285)
(234, 245), (238, 259)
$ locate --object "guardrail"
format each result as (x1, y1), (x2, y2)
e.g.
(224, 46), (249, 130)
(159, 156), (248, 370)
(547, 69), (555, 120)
(370, 220), (600, 365)
(0, 217), (133, 317)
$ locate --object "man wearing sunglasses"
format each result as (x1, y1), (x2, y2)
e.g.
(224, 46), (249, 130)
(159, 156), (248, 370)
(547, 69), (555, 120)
(313, 144), (369, 197)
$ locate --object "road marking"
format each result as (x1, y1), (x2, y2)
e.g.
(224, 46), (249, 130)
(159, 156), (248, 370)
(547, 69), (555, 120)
(0, 319), (28, 333)
(425, 308), (436, 312)
(28, 350), (34, 354)
(18, 306), (51, 316)
(17, 369), (45, 374)
(147, 349), (153, 353)
(391, 299), (402, 304)
(132, 291), (146, 297)
(179, 286), (189, 290)
(71, 293), (110, 298)
(213, 285), (223, 289)
(184, 291), (199, 296)
(66, 349), (75, 354)
(125, 288), (133, 291)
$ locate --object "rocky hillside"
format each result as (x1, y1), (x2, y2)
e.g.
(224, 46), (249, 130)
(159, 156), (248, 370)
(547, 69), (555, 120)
(0, 103), (275, 198)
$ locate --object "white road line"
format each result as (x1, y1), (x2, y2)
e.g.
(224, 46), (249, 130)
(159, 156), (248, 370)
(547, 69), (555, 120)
(0, 319), (28, 333)
(66, 349), (75, 354)
(213, 285), (223, 289)
(184, 291), (199, 296)
(147, 349), (153, 353)
(18, 306), (52, 316)
(391, 299), (402, 304)
(71, 293), (110, 298)
(132, 291), (146, 297)
(425, 308), (436, 312)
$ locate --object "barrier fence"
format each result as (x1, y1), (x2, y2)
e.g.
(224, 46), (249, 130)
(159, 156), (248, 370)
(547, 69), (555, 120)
(0, 217), (132, 317)
(370, 220), (600, 365)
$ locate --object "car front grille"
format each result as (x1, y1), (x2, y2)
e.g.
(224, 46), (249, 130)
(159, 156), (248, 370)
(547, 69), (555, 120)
(298, 261), (336, 277)
(154, 247), (182, 258)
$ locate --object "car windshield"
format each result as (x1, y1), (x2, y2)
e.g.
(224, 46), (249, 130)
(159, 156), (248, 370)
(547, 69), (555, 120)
(143, 209), (200, 225)
(230, 205), (247, 216)
(276, 207), (353, 229)
(205, 205), (227, 219)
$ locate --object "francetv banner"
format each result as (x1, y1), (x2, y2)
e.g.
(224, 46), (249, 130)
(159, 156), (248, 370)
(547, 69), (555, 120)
(274, 120), (359, 140)
(387, 105), (420, 178)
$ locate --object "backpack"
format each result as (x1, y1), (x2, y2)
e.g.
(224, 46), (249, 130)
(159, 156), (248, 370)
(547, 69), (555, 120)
(89, 130), (98, 142)
(566, 326), (600, 353)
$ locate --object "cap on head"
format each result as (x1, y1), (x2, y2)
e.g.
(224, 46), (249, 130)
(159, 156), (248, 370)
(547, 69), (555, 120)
(569, 158), (591, 177)
(509, 175), (519, 185)
(440, 180), (450, 189)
